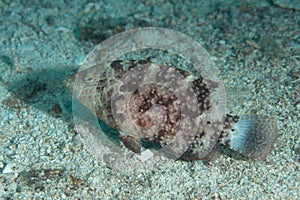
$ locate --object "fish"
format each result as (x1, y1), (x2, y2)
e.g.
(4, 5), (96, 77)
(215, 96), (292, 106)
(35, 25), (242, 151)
(65, 58), (278, 161)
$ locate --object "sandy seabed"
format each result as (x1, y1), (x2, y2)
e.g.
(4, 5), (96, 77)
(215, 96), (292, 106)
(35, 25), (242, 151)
(0, 0), (299, 199)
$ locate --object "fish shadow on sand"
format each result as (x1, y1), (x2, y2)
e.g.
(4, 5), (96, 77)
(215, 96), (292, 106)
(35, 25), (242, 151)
(2, 63), (77, 124)
(2, 62), (125, 148)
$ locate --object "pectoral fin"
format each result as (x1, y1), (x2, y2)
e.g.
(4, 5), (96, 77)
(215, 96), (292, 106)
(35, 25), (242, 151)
(120, 135), (142, 154)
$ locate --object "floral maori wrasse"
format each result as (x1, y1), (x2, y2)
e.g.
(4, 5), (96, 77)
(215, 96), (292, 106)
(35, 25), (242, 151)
(65, 58), (278, 161)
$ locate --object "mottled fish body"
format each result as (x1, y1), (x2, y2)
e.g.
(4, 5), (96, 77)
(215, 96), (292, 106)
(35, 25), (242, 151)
(65, 59), (278, 160)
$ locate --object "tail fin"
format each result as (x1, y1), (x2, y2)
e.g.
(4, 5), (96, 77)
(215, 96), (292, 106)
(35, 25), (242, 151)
(221, 115), (278, 160)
